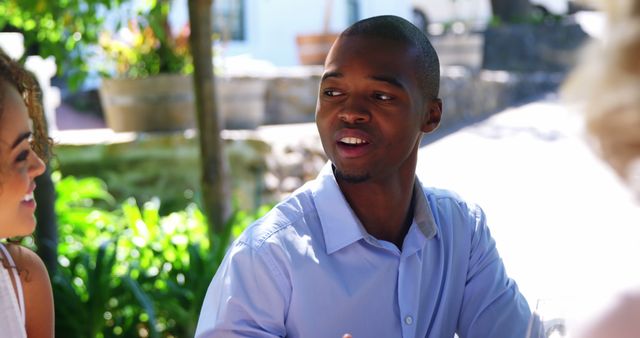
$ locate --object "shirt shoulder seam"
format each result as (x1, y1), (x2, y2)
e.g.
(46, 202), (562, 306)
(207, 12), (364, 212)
(237, 210), (305, 249)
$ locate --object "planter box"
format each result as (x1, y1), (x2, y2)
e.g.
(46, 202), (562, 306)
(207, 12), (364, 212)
(99, 74), (196, 132)
(99, 74), (268, 132)
(264, 72), (321, 124)
(217, 76), (268, 129)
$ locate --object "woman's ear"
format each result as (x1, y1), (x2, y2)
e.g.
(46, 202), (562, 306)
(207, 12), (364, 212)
(421, 98), (442, 133)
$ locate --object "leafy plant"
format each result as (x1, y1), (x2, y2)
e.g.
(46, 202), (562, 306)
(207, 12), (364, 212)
(0, 0), (191, 89)
(98, 0), (192, 78)
(0, 0), (123, 90)
(52, 173), (266, 337)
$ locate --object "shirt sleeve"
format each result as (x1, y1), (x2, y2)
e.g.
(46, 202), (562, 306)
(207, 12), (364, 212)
(195, 240), (291, 338)
(456, 204), (532, 338)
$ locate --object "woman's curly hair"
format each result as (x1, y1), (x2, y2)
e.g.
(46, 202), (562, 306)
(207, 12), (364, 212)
(563, 0), (640, 190)
(0, 47), (52, 162)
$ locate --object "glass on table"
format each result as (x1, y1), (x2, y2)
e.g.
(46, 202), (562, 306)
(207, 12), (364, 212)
(526, 298), (570, 338)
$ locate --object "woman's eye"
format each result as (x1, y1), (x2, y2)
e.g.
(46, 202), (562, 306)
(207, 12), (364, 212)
(15, 150), (29, 162)
(324, 89), (343, 97)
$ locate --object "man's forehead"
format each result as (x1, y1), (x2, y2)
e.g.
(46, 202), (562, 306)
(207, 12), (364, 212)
(335, 34), (415, 50)
(329, 35), (418, 63)
(326, 38), (419, 77)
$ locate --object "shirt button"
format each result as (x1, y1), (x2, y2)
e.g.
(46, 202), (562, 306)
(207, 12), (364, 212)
(404, 315), (413, 325)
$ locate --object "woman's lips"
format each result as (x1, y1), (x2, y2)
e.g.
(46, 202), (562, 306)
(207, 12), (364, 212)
(21, 184), (37, 209)
(21, 199), (36, 209)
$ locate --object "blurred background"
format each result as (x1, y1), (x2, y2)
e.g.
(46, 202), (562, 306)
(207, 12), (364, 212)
(2, 0), (638, 337)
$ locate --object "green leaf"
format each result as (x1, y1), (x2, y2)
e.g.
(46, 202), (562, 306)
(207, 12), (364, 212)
(53, 170), (263, 337)
(122, 275), (159, 338)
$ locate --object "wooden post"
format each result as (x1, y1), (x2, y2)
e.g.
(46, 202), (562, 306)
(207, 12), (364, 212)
(188, 0), (230, 239)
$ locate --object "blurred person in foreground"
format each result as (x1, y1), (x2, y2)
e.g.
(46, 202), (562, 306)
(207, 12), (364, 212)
(563, 0), (640, 337)
(0, 47), (54, 337)
(195, 15), (530, 338)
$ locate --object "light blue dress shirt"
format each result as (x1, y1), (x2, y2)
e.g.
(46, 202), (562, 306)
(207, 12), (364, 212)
(196, 163), (531, 338)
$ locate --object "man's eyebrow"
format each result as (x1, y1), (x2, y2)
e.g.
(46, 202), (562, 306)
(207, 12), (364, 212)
(321, 72), (406, 90)
(321, 71), (342, 82)
(11, 131), (31, 149)
(370, 75), (405, 89)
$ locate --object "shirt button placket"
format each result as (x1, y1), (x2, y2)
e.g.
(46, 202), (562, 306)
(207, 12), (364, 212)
(398, 248), (420, 337)
(404, 315), (414, 326)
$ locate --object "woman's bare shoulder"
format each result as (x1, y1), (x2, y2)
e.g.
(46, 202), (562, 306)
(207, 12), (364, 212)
(4, 243), (49, 281)
(4, 243), (54, 338)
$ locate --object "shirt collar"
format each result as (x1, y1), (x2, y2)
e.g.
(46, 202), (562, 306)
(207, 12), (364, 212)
(412, 177), (438, 240)
(311, 162), (438, 255)
(311, 163), (368, 255)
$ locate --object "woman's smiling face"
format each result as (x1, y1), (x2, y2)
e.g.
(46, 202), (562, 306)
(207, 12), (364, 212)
(0, 81), (45, 238)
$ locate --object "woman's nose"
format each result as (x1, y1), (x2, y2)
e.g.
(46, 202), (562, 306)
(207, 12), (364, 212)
(29, 150), (46, 177)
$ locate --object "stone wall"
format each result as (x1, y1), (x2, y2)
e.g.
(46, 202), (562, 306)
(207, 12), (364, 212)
(482, 21), (589, 73)
(437, 67), (564, 134)
(53, 126), (325, 214)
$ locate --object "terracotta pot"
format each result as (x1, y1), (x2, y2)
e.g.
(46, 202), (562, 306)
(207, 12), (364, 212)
(295, 33), (339, 65)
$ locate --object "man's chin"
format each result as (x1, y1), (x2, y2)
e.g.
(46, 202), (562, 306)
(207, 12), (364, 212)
(334, 168), (371, 184)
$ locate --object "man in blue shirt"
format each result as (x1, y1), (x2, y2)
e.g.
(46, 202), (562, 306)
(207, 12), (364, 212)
(196, 15), (531, 338)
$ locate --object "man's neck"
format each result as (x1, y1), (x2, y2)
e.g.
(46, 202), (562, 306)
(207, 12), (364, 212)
(337, 175), (416, 249)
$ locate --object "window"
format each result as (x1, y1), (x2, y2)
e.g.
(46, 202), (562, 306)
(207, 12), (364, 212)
(347, 0), (359, 25)
(213, 0), (245, 41)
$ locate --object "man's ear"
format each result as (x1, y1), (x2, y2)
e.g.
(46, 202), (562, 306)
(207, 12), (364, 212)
(421, 98), (442, 133)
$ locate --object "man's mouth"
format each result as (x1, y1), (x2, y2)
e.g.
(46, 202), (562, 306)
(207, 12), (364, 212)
(335, 135), (372, 158)
(339, 137), (369, 146)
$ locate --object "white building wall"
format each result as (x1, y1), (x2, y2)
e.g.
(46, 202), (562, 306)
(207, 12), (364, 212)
(172, 0), (412, 67)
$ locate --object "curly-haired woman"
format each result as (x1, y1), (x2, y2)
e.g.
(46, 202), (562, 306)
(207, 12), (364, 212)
(0, 47), (54, 338)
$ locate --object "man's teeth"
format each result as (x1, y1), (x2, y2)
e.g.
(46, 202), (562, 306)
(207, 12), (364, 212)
(340, 137), (366, 145)
(22, 193), (33, 202)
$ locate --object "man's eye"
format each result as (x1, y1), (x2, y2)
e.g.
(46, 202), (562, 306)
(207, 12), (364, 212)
(375, 93), (393, 101)
(15, 150), (29, 162)
(324, 89), (343, 97)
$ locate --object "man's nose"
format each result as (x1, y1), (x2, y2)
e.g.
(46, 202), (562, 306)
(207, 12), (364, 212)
(338, 96), (370, 124)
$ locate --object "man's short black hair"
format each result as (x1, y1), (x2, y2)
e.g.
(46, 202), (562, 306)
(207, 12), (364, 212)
(341, 15), (440, 100)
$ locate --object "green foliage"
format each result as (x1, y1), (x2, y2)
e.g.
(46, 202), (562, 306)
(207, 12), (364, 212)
(489, 15), (504, 28)
(0, 0), (192, 90)
(98, 0), (193, 79)
(52, 173), (266, 337)
(488, 11), (563, 28)
(0, 0), (123, 90)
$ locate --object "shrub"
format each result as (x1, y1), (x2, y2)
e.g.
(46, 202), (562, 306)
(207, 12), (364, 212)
(52, 172), (265, 337)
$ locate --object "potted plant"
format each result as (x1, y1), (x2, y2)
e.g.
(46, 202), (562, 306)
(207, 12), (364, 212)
(97, 0), (195, 132)
(295, 0), (339, 65)
(98, 1), (269, 131)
